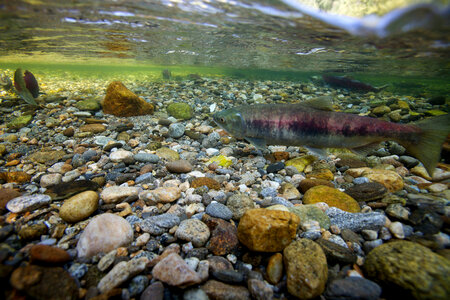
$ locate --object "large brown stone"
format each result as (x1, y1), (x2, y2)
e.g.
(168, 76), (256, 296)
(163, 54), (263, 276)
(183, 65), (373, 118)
(283, 239), (328, 299)
(10, 265), (78, 300)
(30, 245), (71, 265)
(203, 215), (239, 256)
(0, 188), (21, 212)
(201, 280), (250, 300)
(102, 81), (154, 117)
(237, 208), (299, 252)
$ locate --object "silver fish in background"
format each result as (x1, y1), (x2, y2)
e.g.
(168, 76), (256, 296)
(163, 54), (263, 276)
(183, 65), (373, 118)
(213, 98), (450, 175)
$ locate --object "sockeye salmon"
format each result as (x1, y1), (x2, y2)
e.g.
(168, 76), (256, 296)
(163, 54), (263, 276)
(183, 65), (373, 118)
(213, 98), (450, 175)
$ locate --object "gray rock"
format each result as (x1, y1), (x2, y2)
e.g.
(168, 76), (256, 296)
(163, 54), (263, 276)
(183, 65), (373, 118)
(128, 275), (149, 297)
(68, 263), (88, 279)
(205, 202), (233, 220)
(325, 277), (382, 300)
(363, 239), (383, 253)
(248, 278), (274, 300)
(399, 155), (419, 168)
(175, 219), (210, 247)
(326, 207), (386, 232)
(226, 194), (255, 220)
(140, 213), (181, 235)
(211, 269), (244, 284)
(184, 288), (209, 300)
(6, 194), (51, 213)
(169, 123), (185, 138)
(135, 173), (153, 184)
(97, 257), (149, 294)
(260, 187), (278, 198)
(134, 153), (159, 163)
(40, 173), (62, 188)
(141, 281), (164, 300)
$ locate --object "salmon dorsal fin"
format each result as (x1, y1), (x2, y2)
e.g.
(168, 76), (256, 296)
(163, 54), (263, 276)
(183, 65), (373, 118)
(303, 96), (334, 111)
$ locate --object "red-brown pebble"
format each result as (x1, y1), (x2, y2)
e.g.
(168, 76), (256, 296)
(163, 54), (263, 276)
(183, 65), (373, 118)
(30, 244), (71, 265)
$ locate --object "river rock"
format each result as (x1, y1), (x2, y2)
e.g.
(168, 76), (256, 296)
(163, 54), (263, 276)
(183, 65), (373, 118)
(100, 186), (140, 204)
(0, 188), (21, 212)
(152, 253), (201, 288)
(283, 239), (328, 299)
(326, 207), (386, 232)
(237, 208), (299, 252)
(266, 253), (283, 284)
(97, 257), (149, 293)
(325, 277), (382, 300)
(77, 213), (133, 258)
(166, 160), (193, 173)
(102, 81), (154, 117)
(201, 280), (250, 300)
(226, 193), (255, 220)
(59, 191), (99, 223)
(10, 265), (78, 300)
(344, 182), (388, 202)
(30, 244), (71, 265)
(303, 185), (361, 213)
(175, 219), (210, 247)
(364, 241), (450, 299)
(289, 205), (331, 229)
(6, 194), (51, 213)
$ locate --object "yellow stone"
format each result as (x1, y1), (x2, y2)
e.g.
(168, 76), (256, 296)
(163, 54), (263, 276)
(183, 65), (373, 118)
(207, 155), (233, 168)
(237, 208), (299, 252)
(303, 185), (360, 213)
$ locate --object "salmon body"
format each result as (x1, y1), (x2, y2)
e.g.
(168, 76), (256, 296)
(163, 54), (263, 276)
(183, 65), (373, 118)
(213, 102), (450, 174)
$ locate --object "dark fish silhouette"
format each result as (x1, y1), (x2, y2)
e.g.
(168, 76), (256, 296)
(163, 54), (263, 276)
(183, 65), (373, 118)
(213, 97), (450, 175)
(322, 74), (386, 92)
(13, 68), (39, 105)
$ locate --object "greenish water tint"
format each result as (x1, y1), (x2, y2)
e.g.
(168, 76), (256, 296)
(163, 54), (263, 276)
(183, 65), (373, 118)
(1, 62), (448, 96)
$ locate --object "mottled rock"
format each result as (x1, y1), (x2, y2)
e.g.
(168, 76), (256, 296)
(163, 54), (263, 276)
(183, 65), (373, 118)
(40, 173), (62, 188)
(344, 182), (388, 202)
(59, 191), (99, 223)
(365, 241), (450, 300)
(316, 238), (356, 265)
(283, 239), (328, 299)
(205, 202), (233, 220)
(77, 213), (133, 258)
(289, 204), (331, 229)
(175, 219), (210, 247)
(18, 223), (48, 240)
(266, 253), (283, 284)
(325, 277), (382, 300)
(326, 207), (386, 232)
(203, 215), (239, 256)
(150, 186), (181, 203)
(152, 253), (201, 288)
(156, 147), (179, 161)
(100, 186), (140, 204)
(45, 180), (99, 200)
(226, 193), (255, 220)
(166, 160), (193, 173)
(140, 213), (180, 235)
(0, 188), (21, 212)
(10, 265), (78, 300)
(201, 280), (250, 300)
(248, 278), (274, 300)
(102, 81), (154, 117)
(191, 177), (221, 190)
(303, 185), (361, 213)
(30, 244), (71, 265)
(80, 124), (106, 133)
(7, 194), (51, 213)
(140, 281), (164, 300)
(97, 257), (149, 293)
(238, 208), (299, 252)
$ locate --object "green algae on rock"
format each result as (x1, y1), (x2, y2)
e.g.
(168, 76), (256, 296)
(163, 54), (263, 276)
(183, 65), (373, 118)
(364, 241), (450, 300)
(7, 114), (33, 129)
(167, 102), (193, 120)
(75, 98), (101, 111)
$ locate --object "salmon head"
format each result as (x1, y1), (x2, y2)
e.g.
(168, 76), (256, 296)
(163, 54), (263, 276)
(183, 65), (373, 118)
(213, 107), (246, 139)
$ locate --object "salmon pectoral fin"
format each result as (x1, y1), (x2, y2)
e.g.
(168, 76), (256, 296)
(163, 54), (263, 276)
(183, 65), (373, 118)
(402, 114), (450, 176)
(245, 137), (267, 150)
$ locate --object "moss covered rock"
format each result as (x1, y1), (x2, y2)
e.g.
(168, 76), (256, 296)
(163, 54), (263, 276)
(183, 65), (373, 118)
(167, 103), (193, 120)
(7, 114), (33, 129)
(75, 99), (101, 111)
(365, 241), (450, 300)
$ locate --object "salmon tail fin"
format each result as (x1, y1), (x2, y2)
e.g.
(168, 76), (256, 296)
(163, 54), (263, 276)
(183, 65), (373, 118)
(401, 114), (450, 176)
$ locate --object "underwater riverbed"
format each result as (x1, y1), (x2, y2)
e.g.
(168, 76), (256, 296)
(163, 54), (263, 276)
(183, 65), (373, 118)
(1, 0), (450, 300)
